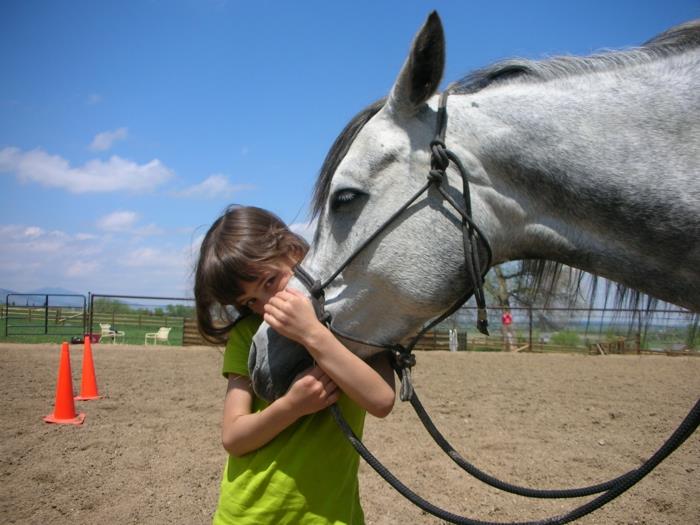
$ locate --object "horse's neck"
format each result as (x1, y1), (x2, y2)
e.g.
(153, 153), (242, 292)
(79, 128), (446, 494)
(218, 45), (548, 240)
(451, 58), (700, 310)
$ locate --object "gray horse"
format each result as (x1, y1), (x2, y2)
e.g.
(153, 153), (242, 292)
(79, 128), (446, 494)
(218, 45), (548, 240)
(250, 12), (700, 401)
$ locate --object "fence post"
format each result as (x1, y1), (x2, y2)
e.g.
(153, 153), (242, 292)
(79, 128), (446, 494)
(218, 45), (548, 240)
(528, 306), (533, 351)
(43, 295), (49, 335)
(88, 293), (94, 337)
(82, 295), (87, 337)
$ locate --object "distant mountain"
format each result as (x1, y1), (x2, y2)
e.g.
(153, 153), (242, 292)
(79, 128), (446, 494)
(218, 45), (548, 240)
(2, 287), (86, 307)
(1, 287), (190, 308)
(28, 287), (85, 297)
(0, 288), (18, 304)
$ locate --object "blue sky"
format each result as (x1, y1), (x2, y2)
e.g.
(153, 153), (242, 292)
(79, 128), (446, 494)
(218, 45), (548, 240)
(2, 0), (699, 298)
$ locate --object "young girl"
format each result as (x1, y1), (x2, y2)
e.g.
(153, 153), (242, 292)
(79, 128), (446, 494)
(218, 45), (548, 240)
(194, 205), (396, 525)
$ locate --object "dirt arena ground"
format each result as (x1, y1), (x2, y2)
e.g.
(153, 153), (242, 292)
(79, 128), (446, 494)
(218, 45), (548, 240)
(1, 342), (698, 525)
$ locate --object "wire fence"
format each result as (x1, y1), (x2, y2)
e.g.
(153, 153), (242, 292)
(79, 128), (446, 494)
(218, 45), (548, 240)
(428, 306), (698, 354)
(1, 293), (697, 353)
(2, 293), (194, 346)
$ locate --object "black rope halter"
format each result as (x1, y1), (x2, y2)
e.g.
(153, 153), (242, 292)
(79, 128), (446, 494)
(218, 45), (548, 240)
(294, 90), (492, 399)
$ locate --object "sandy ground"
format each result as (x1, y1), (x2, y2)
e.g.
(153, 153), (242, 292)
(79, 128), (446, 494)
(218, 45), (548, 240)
(0, 342), (698, 525)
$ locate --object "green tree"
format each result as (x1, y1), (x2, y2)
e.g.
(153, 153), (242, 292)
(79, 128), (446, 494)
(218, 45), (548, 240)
(92, 298), (132, 314)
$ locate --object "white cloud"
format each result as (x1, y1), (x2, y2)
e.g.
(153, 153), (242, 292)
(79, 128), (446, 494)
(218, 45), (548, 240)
(96, 211), (164, 236)
(24, 238), (65, 254)
(1, 225), (37, 239)
(75, 233), (98, 241)
(0, 222), (194, 297)
(90, 127), (128, 151)
(23, 226), (44, 238)
(121, 246), (185, 270)
(176, 226), (196, 235)
(0, 226), (71, 254)
(97, 211), (139, 232)
(174, 174), (254, 199)
(1, 225), (96, 246)
(289, 220), (317, 243)
(66, 260), (99, 277)
(187, 233), (205, 267)
(0, 146), (174, 193)
(133, 223), (165, 236)
(121, 247), (162, 267)
(0, 225), (99, 291)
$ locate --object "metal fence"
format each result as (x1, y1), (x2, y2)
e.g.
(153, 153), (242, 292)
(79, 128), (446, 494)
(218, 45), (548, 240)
(428, 306), (698, 354)
(1, 293), (195, 345)
(2, 293), (697, 353)
(87, 294), (194, 346)
(4, 294), (87, 337)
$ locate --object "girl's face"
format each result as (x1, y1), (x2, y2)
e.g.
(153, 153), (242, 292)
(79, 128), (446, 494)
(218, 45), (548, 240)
(235, 257), (296, 316)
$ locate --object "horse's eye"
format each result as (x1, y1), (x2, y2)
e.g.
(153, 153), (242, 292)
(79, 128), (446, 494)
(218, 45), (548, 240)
(330, 189), (365, 211)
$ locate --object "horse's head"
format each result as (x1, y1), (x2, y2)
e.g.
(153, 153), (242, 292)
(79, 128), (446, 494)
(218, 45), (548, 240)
(250, 12), (491, 401)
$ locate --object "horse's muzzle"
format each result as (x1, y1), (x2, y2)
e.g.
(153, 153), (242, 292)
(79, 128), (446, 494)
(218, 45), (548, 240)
(249, 325), (314, 402)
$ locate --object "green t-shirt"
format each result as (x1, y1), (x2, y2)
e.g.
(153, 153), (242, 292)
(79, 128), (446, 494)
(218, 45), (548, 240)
(213, 315), (366, 525)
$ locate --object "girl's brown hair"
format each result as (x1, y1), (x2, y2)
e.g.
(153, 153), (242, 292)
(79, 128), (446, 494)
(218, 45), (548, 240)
(194, 205), (308, 344)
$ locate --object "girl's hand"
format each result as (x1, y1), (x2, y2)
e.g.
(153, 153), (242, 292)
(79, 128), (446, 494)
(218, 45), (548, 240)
(284, 366), (339, 416)
(263, 288), (324, 346)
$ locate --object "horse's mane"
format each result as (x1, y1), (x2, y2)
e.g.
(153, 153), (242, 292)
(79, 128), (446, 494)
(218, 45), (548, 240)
(452, 19), (700, 95)
(457, 20), (699, 311)
(312, 98), (386, 219)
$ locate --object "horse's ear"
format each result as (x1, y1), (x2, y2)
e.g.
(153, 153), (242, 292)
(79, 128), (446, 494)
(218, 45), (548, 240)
(387, 11), (445, 117)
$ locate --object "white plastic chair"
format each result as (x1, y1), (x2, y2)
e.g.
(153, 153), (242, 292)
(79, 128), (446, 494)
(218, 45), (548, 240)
(99, 323), (125, 344)
(145, 327), (171, 345)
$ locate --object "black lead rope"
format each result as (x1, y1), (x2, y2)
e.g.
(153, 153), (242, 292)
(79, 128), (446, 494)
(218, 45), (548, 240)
(330, 393), (700, 525)
(407, 389), (696, 499)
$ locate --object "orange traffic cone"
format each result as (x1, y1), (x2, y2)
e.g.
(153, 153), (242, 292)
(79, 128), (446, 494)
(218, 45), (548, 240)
(43, 342), (86, 425)
(75, 337), (100, 401)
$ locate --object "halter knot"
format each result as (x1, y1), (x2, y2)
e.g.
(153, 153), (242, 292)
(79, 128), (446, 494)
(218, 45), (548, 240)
(427, 169), (445, 184)
(391, 346), (416, 401)
(309, 280), (324, 298)
(430, 139), (449, 171)
(391, 346), (416, 370)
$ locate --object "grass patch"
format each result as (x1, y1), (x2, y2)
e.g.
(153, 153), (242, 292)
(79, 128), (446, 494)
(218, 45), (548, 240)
(550, 331), (582, 347)
(0, 318), (184, 346)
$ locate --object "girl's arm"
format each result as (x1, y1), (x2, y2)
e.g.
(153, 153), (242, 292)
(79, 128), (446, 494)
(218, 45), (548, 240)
(264, 289), (396, 418)
(222, 366), (339, 457)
